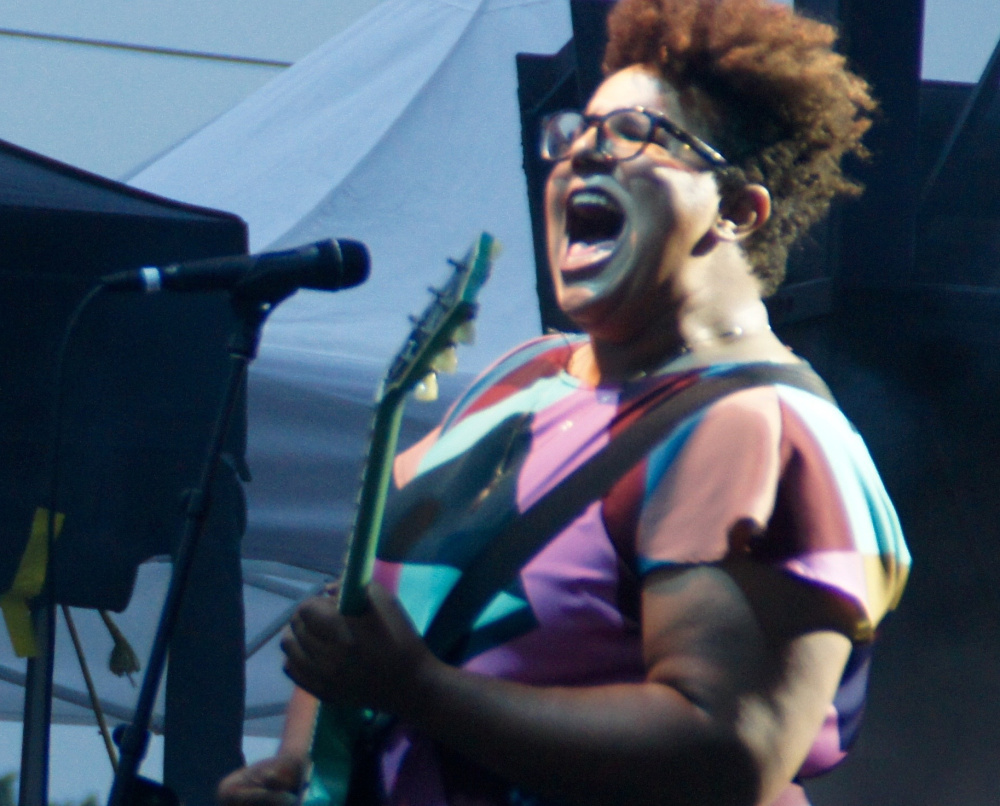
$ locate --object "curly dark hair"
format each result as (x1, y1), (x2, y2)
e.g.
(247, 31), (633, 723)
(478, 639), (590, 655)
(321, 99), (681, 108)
(604, 0), (876, 294)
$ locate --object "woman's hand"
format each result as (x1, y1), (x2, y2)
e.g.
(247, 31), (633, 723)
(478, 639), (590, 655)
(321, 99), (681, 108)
(216, 753), (306, 806)
(280, 582), (436, 715)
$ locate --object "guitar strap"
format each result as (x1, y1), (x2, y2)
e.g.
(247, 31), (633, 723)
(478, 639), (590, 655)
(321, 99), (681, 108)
(422, 361), (836, 663)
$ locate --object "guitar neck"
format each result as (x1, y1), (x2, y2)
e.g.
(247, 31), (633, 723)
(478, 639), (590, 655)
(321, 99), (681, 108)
(301, 234), (495, 806)
(338, 389), (405, 616)
(334, 232), (495, 617)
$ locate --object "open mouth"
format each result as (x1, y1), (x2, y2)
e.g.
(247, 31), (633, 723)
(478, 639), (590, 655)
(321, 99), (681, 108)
(562, 189), (626, 274)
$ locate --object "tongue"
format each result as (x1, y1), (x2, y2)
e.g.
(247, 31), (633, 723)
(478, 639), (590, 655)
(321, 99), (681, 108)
(562, 240), (616, 272)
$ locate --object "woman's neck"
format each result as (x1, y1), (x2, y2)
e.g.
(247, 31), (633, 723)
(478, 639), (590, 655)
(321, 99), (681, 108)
(568, 290), (791, 387)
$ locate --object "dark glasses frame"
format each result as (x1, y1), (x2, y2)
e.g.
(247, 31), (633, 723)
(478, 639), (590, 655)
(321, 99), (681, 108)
(539, 106), (728, 168)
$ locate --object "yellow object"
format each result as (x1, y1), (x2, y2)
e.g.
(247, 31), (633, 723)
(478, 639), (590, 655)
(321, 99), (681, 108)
(0, 508), (64, 657)
(413, 372), (439, 402)
(452, 321), (476, 346)
(430, 346), (459, 374)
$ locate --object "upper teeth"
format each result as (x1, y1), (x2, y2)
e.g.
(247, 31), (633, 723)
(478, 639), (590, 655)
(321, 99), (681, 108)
(570, 190), (616, 210)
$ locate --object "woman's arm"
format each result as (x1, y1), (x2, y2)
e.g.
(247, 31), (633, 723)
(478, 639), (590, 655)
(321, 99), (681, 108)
(279, 687), (320, 758)
(282, 566), (851, 806)
(216, 688), (318, 806)
(280, 389), (861, 806)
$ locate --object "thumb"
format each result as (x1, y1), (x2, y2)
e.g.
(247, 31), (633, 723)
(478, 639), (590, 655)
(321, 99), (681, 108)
(257, 754), (307, 791)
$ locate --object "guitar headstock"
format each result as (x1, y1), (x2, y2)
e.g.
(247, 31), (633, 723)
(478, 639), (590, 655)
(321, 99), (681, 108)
(380, 232), (498, 403)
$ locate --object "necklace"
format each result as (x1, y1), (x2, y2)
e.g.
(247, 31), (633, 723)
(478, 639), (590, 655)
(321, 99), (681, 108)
(627, 325), (763, 381)
(558, 324), (774, 385)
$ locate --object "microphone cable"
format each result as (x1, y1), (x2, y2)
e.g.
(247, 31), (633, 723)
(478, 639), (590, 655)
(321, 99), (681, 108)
(42, 282), (121, 773)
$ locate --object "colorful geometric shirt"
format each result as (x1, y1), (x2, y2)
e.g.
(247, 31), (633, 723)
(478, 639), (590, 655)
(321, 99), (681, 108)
(371, 334), (910, 805)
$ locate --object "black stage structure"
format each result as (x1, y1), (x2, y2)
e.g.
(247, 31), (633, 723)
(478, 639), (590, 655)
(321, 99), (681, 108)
(0, 139), (250, 806)
(517, 1), (1000, 803)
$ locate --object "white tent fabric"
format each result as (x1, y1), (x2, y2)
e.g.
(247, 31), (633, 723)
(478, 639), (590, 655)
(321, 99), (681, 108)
(1, 0), (575, 751)
(132, 0), (571, 361)
(131, 0), (572, 570)
(125, 0), (573, 734)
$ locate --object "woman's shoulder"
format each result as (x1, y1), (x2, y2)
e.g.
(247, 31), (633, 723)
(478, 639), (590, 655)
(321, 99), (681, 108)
(639, 355), (836, 431)
(441, 332), (585, 429)
(479, 332), (585, 384)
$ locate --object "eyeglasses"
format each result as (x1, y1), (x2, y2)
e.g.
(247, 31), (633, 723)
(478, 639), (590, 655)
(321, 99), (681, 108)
(539, 107), (728, 168)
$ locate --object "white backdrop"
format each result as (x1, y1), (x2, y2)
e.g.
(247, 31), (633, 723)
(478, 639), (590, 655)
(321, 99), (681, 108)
(130, 0), (574, 576)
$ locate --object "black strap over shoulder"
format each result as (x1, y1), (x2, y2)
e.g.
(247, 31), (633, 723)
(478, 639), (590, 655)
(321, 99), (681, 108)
(422, 362), (835, 662)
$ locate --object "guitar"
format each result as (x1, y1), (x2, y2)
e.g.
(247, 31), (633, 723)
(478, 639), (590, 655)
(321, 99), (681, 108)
(301, 232), (498, 806)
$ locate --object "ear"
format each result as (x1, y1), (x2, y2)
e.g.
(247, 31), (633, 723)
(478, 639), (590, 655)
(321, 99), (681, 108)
(714, 184), (771, 242)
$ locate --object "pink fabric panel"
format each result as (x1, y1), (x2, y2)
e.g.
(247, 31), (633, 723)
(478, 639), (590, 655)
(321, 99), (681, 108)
(776, 400), (858, 553)
(638, 387), (784, 563)
(513, 379), (616, 511)
(798, 703), (849, 779)
(394, 426), (441, 488)
(782, 550), (871, 624)
(463, 501), (646, 687)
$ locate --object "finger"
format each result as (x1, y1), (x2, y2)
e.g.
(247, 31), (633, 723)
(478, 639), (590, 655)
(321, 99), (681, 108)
(282, 655), (333, 701)
(256, 755), (307, 790)
(281, 625), (342, 681)
(284, 615), (350, 666)
(295, 597), (355, 644)
(281, 652), (316, 692)
(218, 784), (298, 806)
(217, 757), (304, 806)
(280, 625), (339, 672)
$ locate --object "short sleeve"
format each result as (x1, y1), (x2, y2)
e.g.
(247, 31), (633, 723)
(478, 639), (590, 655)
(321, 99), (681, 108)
(637, 384), (910, 641)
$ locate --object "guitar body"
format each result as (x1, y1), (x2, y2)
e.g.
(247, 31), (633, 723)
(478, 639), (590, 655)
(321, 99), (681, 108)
(300, 233), (497, 806)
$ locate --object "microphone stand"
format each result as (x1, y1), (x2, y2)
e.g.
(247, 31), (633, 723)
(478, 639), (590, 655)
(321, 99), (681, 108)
(107, 290), (288, 806)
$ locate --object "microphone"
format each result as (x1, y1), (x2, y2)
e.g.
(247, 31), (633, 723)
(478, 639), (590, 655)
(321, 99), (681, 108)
(100, 239), (370, 298)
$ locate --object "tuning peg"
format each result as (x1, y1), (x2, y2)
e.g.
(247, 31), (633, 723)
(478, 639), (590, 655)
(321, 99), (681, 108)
(453, 321), (476, 345)
(431, 346), (459, 374)
(413, 372), (439, 402)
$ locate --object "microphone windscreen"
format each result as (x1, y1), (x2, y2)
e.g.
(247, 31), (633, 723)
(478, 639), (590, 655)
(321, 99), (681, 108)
(336, 240), (371, 288)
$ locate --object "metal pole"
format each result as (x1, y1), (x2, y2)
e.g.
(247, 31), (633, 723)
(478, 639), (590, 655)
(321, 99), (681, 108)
(18, 601), (55, 806)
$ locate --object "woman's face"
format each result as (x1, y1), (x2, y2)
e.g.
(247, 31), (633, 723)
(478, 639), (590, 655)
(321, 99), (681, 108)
(544, 64), (725, 342)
